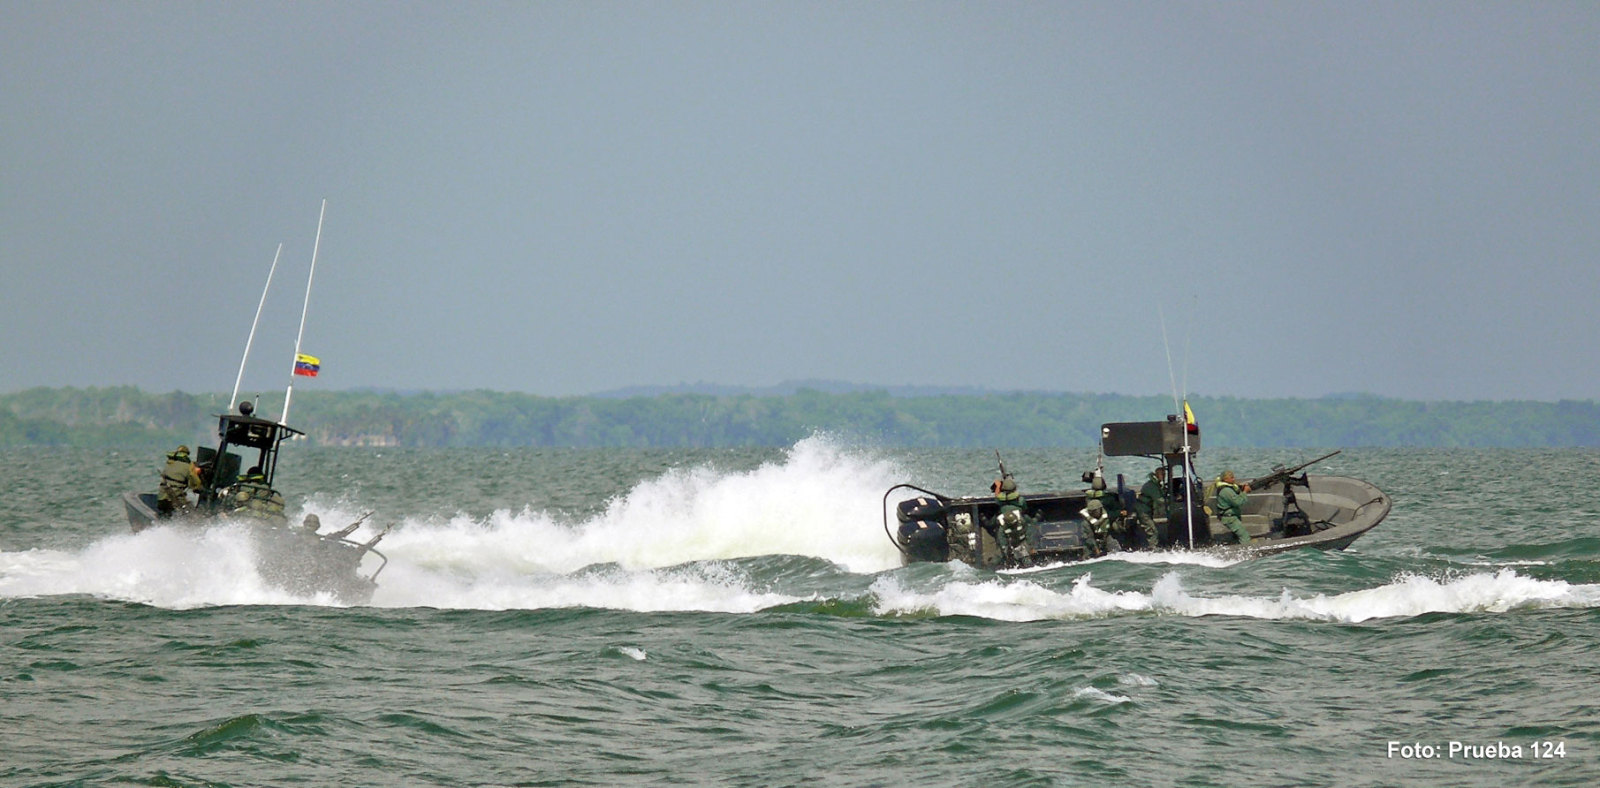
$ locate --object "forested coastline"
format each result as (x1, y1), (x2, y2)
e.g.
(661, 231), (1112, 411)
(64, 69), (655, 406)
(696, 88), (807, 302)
(2, 386), (1597, 448)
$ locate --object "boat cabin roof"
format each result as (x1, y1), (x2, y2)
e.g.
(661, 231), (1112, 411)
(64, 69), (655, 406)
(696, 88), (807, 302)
(217, 413), (304, 450)
(1101, 418), (1200, 458)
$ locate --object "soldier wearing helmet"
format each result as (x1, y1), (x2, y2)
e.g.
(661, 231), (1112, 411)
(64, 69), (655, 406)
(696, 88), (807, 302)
(989, 475), (1032, 567)
(156, 445), (202, 516)
(1212, 470), (1253, 545)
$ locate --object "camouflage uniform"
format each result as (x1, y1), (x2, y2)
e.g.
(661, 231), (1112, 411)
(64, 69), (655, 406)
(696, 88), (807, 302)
(1213, 472), (1252, 545)
(1082, 475), (1123, 554)
(156, 446), (202, 515)
(992, 477), (1032, 566)
(1132, 469), (1169, 548)
(229, 473), (287, 523)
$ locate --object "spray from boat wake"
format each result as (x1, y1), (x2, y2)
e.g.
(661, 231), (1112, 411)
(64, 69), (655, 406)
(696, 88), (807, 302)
(1, 436), (904, 610)
(868, 567), (1600, 623)
(6, 436), (1598, 620)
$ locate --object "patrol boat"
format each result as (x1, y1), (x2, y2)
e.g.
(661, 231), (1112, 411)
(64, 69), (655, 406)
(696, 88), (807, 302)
(122, 400), (388, 603)
(884, 416), (1390, 569)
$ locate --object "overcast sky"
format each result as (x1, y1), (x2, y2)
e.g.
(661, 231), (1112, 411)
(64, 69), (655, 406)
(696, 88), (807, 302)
(4, 2), (1596, 401)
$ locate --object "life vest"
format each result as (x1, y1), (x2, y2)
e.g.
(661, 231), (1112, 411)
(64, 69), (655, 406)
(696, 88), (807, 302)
(1213, 481), (1244, 518)
(231, 481), (286, 520)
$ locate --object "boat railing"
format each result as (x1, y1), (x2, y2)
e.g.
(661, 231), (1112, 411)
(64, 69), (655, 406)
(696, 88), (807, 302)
(325, 535), (391, 582)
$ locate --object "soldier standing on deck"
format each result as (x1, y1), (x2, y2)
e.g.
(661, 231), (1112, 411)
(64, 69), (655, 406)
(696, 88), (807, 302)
(991, 476), (1032, 566)
(1132, 466), (1169, 549)
(156, 445), (202, 516)
(1082, 472), (1123, 553)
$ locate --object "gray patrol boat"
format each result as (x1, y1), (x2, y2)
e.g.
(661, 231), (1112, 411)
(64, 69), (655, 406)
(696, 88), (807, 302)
(123, 400), (388, 603)
(885, 416), (1390, 569)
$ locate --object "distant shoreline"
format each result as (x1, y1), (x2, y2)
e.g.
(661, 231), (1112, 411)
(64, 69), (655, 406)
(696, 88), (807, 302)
(3, 386), (1597, 449)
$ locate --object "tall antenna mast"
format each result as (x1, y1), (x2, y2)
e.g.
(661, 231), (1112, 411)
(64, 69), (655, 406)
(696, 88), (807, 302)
(282, 199), (326, 426)
(1178, 297), (1198, 549)
(231, 243), (282, 412)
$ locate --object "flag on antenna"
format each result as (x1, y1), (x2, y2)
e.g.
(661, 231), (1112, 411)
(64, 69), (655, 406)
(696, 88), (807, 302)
(294, 354), (321, 377)
(1183, 401), (1199, 435)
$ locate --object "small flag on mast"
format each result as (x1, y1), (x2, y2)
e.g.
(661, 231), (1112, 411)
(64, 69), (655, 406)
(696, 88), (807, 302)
(1183, 400), (1199, 434)
(294, 354), (321, 377)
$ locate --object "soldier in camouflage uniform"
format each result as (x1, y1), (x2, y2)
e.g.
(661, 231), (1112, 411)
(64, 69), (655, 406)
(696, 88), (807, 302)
(1212, 470), (1253, 545)
(1082, 473), (1124, 554)
(990, 476), (1033, 567)
(156, 445), (202, 516)
(1132, 466), (1169, 549)
(229, 467), (287, 524)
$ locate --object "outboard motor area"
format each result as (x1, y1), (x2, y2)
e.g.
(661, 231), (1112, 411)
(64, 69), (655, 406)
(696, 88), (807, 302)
(895, 495), (950, 562)
(898, 520), (949, 563)
(898, 496), (946, 523)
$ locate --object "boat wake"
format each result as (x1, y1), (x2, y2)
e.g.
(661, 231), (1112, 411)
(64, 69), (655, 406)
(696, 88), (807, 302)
(1, 436), (901, 610)
(868, 567), (1600, 623)
(8, 436), (1598, 619)
(363, 434), (905, 574)
(0, 524), (347, 608)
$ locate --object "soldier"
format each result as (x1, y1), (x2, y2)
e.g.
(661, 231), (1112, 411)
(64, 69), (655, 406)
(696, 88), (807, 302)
(990, 475), (1032, 567)
(229, 467), (287, 523)
(1132, 466), (1169, 549)
(1082, 472), (1124, 554)
(301, 513), (322, 535)
(156, 445), (202, 516)
(1213, 470), (1253, 545)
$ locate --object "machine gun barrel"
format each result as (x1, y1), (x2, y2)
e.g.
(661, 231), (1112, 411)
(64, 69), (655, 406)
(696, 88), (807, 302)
(1245, 450), (1342, 490)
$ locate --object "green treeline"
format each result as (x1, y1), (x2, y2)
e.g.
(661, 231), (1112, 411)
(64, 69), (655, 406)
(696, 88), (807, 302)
(2, 386), (1598, 448)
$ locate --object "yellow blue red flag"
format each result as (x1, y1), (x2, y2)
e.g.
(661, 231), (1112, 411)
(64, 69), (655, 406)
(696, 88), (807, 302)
(294, 354), (321, 377)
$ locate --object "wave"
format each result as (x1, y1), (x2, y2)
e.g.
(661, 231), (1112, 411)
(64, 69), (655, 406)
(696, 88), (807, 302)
(366, 434), (906, 579)
(0, 436), (900, 609)
(868, 568), (1600, 623)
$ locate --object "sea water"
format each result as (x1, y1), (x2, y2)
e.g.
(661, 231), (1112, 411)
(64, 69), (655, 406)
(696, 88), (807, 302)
(2, 439), (1597, 786)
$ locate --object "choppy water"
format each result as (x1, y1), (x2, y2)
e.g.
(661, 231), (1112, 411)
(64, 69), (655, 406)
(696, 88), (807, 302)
(3, 438), (1598, 786)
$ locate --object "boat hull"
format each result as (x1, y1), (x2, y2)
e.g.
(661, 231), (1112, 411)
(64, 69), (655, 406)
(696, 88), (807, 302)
(889, 474), (1389, 569)
(122, 491), (382, 604)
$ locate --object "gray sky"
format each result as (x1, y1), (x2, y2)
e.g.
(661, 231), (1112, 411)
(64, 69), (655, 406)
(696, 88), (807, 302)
(4, 2), (1597, 401)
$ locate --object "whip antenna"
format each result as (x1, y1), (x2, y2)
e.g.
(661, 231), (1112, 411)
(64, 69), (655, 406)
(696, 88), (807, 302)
(1159, 304), (1181, 419)
(232, 243), (282, 412)
(282, 199), (326, 426)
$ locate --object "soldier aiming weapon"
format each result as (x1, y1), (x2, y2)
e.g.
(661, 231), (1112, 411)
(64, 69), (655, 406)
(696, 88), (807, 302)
(1244, 450), (1342, 537)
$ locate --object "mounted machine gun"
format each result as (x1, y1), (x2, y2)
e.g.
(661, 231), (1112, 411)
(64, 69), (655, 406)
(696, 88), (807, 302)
(1245, 450), (1342, 537)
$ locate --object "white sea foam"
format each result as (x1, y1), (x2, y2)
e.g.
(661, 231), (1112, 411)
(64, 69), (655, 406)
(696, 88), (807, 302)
(1000, 548), (1243, 574)
(0, 523), (319, 608)
(869, 568), (1600, 623)
(366, 434), (906, 579)
(1, 437), (894, 610)
(1074, 686), (1132, 704)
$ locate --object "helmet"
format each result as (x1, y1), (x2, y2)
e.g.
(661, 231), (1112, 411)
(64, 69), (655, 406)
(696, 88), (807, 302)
(999, 477), (1017, 493)
(1091, 475), (1106, 491)
(302, 513), (321, 532)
